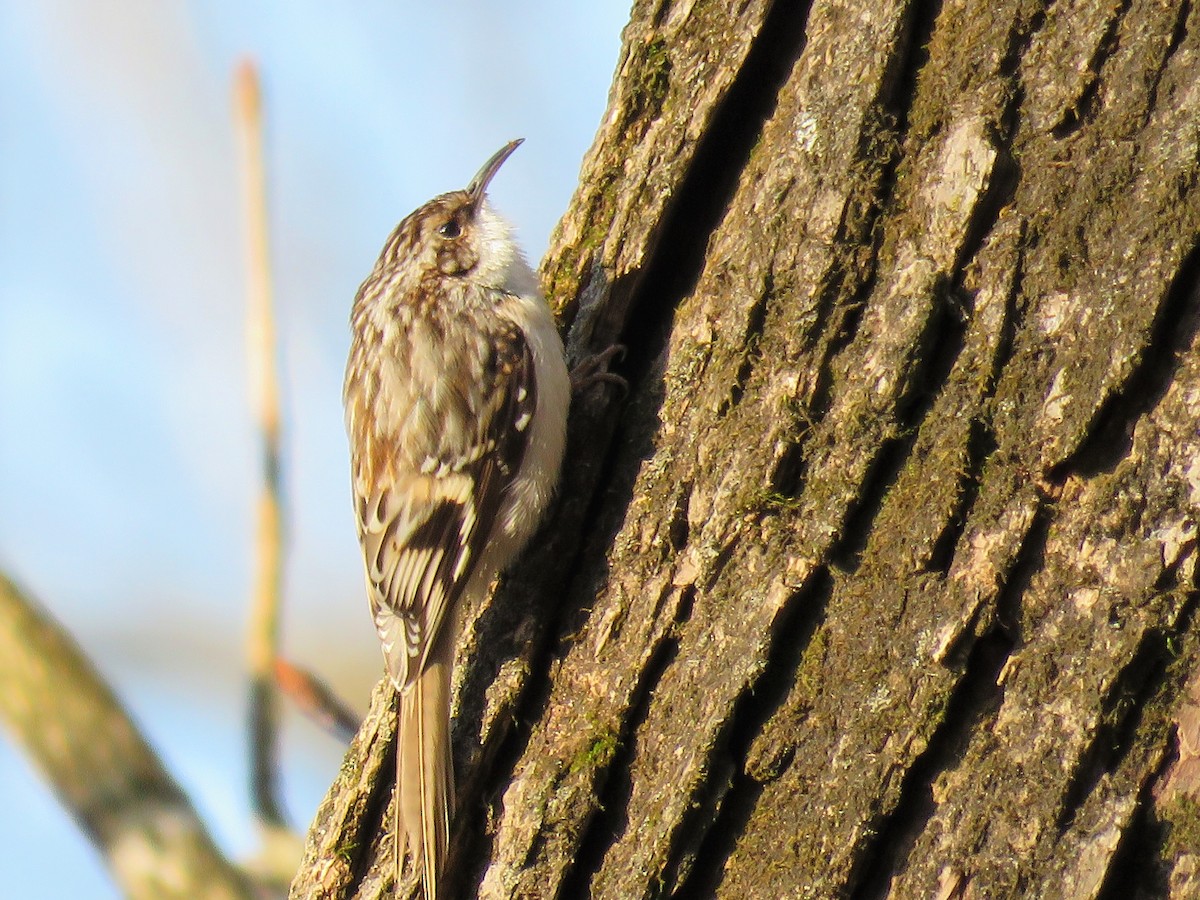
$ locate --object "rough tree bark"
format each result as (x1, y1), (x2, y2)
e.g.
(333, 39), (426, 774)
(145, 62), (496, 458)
(290, 0), (1200, 897)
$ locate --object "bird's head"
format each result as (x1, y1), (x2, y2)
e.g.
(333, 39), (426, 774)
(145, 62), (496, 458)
(375, 139), (527, 295)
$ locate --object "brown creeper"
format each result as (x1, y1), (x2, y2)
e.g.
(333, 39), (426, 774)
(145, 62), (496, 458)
(343, 140), (570, 898)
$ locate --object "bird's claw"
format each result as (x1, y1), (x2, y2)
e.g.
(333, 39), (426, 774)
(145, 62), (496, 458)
(571, 343), (628, 396)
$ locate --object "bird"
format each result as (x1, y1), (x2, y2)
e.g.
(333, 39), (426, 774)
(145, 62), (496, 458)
(343, 139), (570, 898)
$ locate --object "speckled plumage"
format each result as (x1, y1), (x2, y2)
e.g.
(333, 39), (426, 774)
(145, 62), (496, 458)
(343, 141), (569, 898)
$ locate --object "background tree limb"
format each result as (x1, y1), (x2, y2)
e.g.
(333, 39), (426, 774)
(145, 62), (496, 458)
(0, 573), (256, 900)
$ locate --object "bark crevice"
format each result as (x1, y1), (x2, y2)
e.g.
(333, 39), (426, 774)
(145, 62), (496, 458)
(668, 568), (834, 898)
(848, 624), (1016, 900)
(1052, 241), (1200, 481)
(605, 0), (815, 381)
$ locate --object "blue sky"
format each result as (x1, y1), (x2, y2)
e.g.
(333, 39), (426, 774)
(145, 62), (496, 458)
(0, 2), (626, 895)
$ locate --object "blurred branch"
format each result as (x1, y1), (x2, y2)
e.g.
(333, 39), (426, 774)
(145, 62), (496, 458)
(235, 57), (289, 836)
(275, 658), (361, 743)
(0, 572), (255, 900)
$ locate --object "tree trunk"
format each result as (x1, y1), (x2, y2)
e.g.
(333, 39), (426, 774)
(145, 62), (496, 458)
(290, 0), (1200, 897)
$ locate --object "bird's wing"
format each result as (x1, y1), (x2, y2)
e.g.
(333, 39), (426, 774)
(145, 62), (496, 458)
(355, 323), (537, 689)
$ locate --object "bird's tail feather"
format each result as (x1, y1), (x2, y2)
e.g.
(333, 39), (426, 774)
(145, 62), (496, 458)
(397, 653), (453, 898)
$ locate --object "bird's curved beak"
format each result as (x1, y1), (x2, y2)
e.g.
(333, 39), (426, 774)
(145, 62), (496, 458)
(467, 138), (523, 209)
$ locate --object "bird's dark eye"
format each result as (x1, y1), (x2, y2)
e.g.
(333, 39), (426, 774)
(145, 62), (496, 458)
(437, 218), (461, 239)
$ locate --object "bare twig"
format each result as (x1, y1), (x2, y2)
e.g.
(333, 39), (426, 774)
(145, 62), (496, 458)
(275, 658), (361, 743)
(234, 57), (288, 833)
(0, 572), (255, 900)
